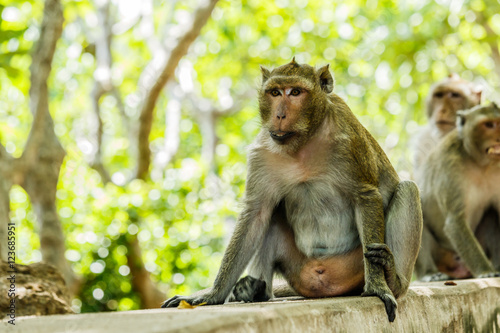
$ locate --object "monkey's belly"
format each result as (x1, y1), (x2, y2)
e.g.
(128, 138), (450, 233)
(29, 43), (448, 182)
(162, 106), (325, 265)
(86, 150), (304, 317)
(291, 246), (365, 297)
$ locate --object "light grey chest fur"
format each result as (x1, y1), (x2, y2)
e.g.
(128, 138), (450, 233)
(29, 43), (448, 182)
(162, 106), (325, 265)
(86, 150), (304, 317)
(284, 181), (360, 257)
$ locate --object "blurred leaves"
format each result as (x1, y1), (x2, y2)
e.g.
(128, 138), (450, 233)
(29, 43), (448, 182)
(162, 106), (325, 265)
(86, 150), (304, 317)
(2, 0), (500, 313)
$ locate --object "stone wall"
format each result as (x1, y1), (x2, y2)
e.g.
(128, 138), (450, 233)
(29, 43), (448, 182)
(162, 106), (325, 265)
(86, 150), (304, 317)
(1, 278), (499, 332)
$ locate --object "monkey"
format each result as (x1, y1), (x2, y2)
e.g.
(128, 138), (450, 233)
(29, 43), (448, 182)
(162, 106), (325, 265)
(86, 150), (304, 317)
(417, 103), (500, 280)
(412, 73), (482, 174)
(475, 208), (500, 270)
(162, 59), (423, 322)
(412, 75), (500, 280)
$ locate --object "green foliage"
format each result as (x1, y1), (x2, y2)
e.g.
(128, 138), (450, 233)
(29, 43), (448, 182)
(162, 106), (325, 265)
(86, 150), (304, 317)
(2, 0), (500, 312)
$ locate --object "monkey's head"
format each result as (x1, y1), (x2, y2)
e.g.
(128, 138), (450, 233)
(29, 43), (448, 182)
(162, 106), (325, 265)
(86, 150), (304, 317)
(457, 103), (500, 165)
(258, 58), (334, 151)
(426, 74), (482, 135)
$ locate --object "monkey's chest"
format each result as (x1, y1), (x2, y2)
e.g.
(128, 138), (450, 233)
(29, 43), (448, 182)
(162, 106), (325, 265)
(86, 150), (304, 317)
(284, 181), (360, 257)
(463, 168), (500, 228)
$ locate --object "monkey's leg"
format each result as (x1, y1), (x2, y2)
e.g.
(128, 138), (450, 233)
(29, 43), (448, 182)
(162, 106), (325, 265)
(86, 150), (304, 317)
(364, 181), (423, 299)
(229, 222), (280, 303)
(355, 186), (399, 322)
(475, 207), (500, 271)
(231, 210), (302, 302)
(414, 225), (441, 279)
(416, 218), (472, 281)
(443, 212), (497, 277)
(162, 200), (277, 308)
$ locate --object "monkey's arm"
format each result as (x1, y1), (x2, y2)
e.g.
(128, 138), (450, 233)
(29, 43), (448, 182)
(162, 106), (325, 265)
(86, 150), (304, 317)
(443, 212), (497, 277)
(354, 185), (398, 322)
(162, 200), (276, 308)
(162, 152), (280, 308)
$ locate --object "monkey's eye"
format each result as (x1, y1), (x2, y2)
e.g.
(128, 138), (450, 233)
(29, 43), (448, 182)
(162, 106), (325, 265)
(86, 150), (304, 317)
(290, 88), (301, 96)
(451, 92), (462, 98)
(270, 89), (281, 97)
(434, 92), (444, 98)
(484, 121), (495, 129)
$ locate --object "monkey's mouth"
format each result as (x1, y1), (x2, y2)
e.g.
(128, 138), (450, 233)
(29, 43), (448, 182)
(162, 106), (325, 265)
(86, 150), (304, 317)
(270, 131), (296, 142)
(486, 145), (500, 156)
(435, 120), (455, 127)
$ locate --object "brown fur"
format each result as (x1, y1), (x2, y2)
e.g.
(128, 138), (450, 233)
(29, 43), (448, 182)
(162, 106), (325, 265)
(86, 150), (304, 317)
(418, 103), (500, 278)
(163, 60), (423, 323)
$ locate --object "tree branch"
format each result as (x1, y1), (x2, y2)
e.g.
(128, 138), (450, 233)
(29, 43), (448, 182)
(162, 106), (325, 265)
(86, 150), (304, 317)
(474, 12), (500, 80)
(87, 0), (116, 184)
(135, 0), (219, 180)
(90, 84), (112, 183)
(21, 0), (64, 167)
(187, 90), (253, 170)
(126, 235), (165, 308)
(18, 0), (80, 293)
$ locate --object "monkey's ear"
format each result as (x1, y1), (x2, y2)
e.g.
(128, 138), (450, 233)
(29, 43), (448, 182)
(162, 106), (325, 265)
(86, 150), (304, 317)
(472, 85), (482, 103)
(260, 66), (271, 82)
(317, 65), (334, 93)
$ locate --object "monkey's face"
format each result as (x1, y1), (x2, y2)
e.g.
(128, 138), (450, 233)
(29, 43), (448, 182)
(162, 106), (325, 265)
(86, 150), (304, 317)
(459, 104), (500, 165)
(258, 59), (334, 150)
(427, 75), (481, 136)
(428, 83), (480, 135)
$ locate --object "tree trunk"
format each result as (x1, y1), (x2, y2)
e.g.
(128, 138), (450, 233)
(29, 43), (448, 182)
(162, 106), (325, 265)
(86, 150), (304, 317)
(135, 0), (220, 180)
(126, 235), (165, 308)
(19, 0), (79, 293)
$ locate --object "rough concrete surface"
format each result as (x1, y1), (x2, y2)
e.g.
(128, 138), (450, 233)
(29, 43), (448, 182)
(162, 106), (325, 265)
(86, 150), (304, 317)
(1, 278), (499, 333)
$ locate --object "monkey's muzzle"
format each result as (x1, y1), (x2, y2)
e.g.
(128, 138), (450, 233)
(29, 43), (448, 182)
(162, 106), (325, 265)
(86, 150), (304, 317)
(270, 131), (295, 143)
(486, 145), (500, 156)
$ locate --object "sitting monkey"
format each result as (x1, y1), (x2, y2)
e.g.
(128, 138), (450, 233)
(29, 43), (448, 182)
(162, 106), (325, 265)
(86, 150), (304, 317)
(418, 103), (500, 279)
(412, 76), (500, 281)
(162, 59), (423, 322)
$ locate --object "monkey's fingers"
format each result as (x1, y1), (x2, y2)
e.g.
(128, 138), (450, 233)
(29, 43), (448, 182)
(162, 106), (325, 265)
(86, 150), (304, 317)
(362, 287), (397, 322)
(379, 293), (397, 322)
(477, 272), (500, 278)
(231, 276), (269, 303)
(365, 243), (394, 259)
(161, 295), (185, 308)
(362, 290), (397, 322)
(420, 272), (452, 282)
(364, 243), (395, 273)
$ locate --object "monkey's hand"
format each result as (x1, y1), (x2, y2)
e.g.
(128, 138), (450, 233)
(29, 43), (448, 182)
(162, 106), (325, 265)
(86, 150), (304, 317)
(362, 243), (398, 322)
(161, 291), (223, 308)
(362, 281), (397, 322)
(229, 276), (270, 303)
(364, 243), (403, 295)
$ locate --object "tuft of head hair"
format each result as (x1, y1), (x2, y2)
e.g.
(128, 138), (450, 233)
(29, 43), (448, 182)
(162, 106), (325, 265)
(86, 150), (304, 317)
(259, 58), (335, 94)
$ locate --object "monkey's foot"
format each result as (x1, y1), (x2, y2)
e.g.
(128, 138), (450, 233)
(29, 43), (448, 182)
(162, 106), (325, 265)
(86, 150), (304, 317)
(420, 272), (452, 282)
(230, 276), (270, 303)
(161, 292), (222, 308)
(362, 284), (397, 322)
(364, 243), (402, 294)
(477, 272), (500, 278)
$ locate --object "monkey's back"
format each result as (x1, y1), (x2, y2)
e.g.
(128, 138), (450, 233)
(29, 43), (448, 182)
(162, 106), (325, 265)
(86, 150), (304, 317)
(326, 94), (401, 203)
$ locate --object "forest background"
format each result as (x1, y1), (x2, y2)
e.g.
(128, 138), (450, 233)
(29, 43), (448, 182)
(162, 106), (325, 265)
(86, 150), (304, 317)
(1, 0), (500, 313)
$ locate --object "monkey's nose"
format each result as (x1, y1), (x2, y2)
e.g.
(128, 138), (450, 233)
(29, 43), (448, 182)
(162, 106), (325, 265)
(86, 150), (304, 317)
(277, 113), (286, 120)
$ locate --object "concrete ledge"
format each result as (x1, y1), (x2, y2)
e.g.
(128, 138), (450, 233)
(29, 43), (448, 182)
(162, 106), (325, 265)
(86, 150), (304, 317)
(2, 278), (500, 332)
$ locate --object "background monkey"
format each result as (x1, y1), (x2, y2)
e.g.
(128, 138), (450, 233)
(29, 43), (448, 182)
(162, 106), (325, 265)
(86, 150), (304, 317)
(162, 59), (423, 322)
(412, 75), (500, 280)
(418, 103), (500, 279)
(412, 73), (482, 174)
